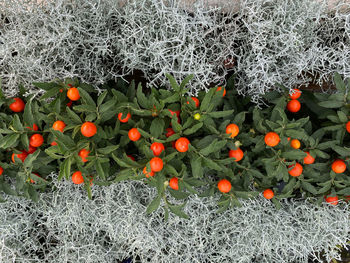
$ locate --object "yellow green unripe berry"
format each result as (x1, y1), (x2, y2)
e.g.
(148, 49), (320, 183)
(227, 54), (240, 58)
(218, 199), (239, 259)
(194, 113), (201, 120)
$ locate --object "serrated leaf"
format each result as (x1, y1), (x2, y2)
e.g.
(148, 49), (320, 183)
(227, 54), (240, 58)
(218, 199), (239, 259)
(168, 203), (189, 219)
(202, 157), (222, 171)
(97, 90), (108, 106)
(73, 104), (96, 113)
(23, 150), (40, 168)
(199, 139), (227, 156)
(21, 133), (29, 150)
(281, 150), (307, 160)
(165, 74), (180, 93)
(33, 82), (60, 91)
(111, 153), (133, 168)
(337, 110), (348, 122)
(97, 145), (119, 155)
(66, 107), (82, 124)
(0, 133), (20, 149)
(12, 115), (23, 131)
(40, 86), (61, 100)
(191, 156), (203, 178)
(168, 188), (190, 200)
(23, 99), (34, 127)
(332, 145), (350, 157)
(136, 83), (150, 109)
(78, 87), (96, 107)
(200, 88), (215, 112)
(301, 181), (318, 195)
(285, 129), (307, 140)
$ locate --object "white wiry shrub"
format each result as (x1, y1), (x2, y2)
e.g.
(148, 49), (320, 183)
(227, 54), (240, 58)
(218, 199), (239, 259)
(1, 0), (350, 101)
(0, 177), (349, 263)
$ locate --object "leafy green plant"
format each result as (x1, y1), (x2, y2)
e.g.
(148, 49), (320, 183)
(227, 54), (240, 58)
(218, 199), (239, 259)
(0, 73), (349, 218)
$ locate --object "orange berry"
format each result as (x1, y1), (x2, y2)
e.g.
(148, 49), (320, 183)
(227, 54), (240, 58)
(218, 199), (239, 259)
(169, 177), (179, 190)
(29, 134), (44, 147)
(288, 162), (303, 177)
(217, 179), (231, 193)
(225, 124), (239, 138)
(289, 89), (301, 100)
(72, 171), (84, 185)
(263, 189), (274, 199)
(216, 86), (226, 97)
(303, 151), (315, 164)
(128, 128), (141, 141)
(287, 99), (301, 113)
(52, 120), (66, 132)
(264, 132), (280, 147)
(0, 166), (3, 175)
(175, 137), (190, 152)
(228, 148), (244, 162)
(324, 195), (338, 205)
(290, 139), (301, 149)
(66, 100), (73, 107)
(118, 112), (131, 123)
(165, 127), (175, 137)
(150, 157), (163, 172)
(331, 159), (346, 173)
(81, 122), (97, 137)
(346, 121), (350, 133)
(67, 87), (80, 101)
(30, 173), (40, 184)
(12, 151), (28, 163)
(9, 97), (25, 112)
(186, 97), (200, 107)
(51, 141), (58, 146)
(143, 166), (154, 178)
(150, 142), (165, 156)
(78, 149), (90, 163)
(26, 124), (38, 131)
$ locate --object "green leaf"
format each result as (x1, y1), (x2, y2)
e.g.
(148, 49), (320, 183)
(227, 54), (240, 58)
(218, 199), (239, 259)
(163, 93), (180, 104)
(285, 129), (307, 140)
(318, 101), (343, 108)
(12, 115), (23, 131)
(0, 133), (20, 149)
(23, 98), (34, 127)
(183, 122), (203, 136)
(136, 83), (150, 109)
(234, 191), (259, 199)
(111, 153), (133, 168)
(313, 149), (330, 159)
(97, 145), (119, 155)
(179, 74), (193, 92)
(73, 104), (96, 113)
(317, 140), (338, 150)
(332, 145), (350, 157)
(233, 112), (246, 124)
(337, 110), (348, 123)
(301, 181), (318, 195)
(97, 90), (108, 106)
(21, 133), (29, 150)
(202, 157), (222, 171)
(168, 189), (190, 200)
(28, 186), (39, 202)
(40, 86), (61, 100)
(146, 195), (161, 214)
(165, 74), (180, 93)
(191, 156), (203, 178)
(333, 72), (346, 92)
(281, 150), (307, 160)
(66, 107), (82, 124)
(33, 82), (60, 91)
(208, 110), (234, 118)
(99, 100), (116, 115)
(200, 88), (215, 112)
(168, 203), (189, 219)
(199, 139), (227, 156)
(96, 159), (106, 180)
(78, 87), (96, 107)
(23, 150), (40, 168)
(150, 118), (165, 138)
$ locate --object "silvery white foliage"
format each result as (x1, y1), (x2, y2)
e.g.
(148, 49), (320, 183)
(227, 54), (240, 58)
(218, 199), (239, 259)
(0, 0), (349, 101)
(0, 177), (349, 263)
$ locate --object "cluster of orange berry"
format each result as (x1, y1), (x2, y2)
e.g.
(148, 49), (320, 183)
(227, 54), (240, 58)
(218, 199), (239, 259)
(287, 88), (302, 113)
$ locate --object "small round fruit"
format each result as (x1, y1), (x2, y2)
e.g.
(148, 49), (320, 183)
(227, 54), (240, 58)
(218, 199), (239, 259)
(175, 137), (190, 152)
(150, 157), (163, 172)
(193, 113), (201, 120)
(0, 166), (3, 175)
(27, 145), (37, 154)
(290, 139), (301, 149)
(30, 173), (40, 184)
(331, 159), (346, 174)
(67, 87), (80, 101)
(346, 121), (350, 133)
(187, 97), (200, 107)
(26, 124), (38, 131)
(12, 151), (28, 163)
(150, 142), (165, 156)
(289, 89), (301, 100)
(216, 86), (226, 97)
(325, 195), (338, 205)
(66, 100), (73, 107)
(228, 148), (244, 162)
(127, 155), (135, 161)
(72, 171), (84, 185)
(143, 166), (154, 178)
(51, 141), (58, 146)
(52, 120), (66, 132)
(128, 128), (141, 141)
(303, 152), (315, 164)
(81, 122), (97, 137)
(263, 189), (274, 199)
(287, 99), (301, 113)
(118, 112), (131, 123)
(218, 179), (231, 193)
(29, 134), (44, 147)
(264, 132), (280, 147)
(288, 162), (303, 177)
(226, 124), (239, 138)
(165, 127), (175, 137)
(9, 98), (25, 112)
(169, 177), (179, 190)
(78, 149), (90, 163)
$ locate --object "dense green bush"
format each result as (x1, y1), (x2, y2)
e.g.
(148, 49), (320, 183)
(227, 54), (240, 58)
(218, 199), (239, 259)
(0, 73), (350, 218)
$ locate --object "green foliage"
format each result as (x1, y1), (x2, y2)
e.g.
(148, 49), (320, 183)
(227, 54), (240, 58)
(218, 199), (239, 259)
(0, 73), (350, 218)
